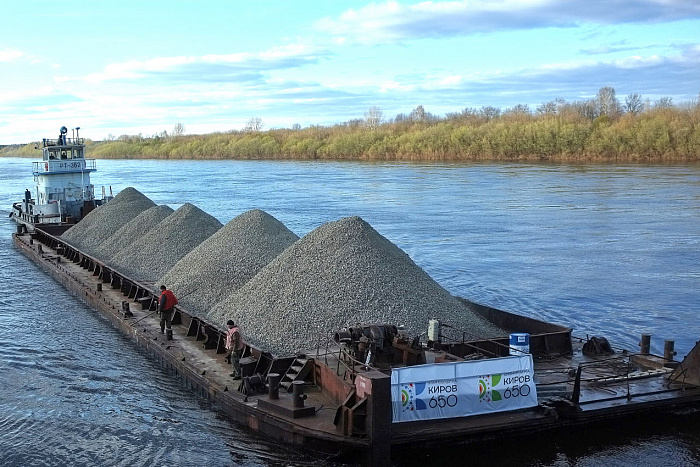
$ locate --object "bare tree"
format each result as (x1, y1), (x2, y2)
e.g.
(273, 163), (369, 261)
(537, 98), (565, 116)
(410, 105), (427, 122)
(596, 86), (620, 118)
(172, 123), (185, 137)
(653, 97), (674, 109)
(446, 107), (479, 121)
(364, 106), (384, 130)
(480, 106), (501, 120)
(624, 94), (644, 115)
(244, 117), (264, 132)
(568, 99), (598, 120)
(504, 104), (531, 117)
(393, 113), (409, 123)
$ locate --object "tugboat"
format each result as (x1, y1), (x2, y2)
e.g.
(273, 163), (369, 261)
(10, 126), (112, 232)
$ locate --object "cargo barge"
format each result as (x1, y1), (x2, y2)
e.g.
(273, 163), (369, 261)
(12, 223), (700, 465)
(10, 128), (700, 466)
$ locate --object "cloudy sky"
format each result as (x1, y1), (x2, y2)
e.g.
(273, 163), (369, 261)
(1, 0), (698, 144)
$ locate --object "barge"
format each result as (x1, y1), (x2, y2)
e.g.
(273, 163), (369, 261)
(10, 128), (700, 466)
(11, 225), (700, 465)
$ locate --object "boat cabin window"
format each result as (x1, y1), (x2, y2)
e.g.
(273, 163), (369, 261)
(44, 147), (82, 160)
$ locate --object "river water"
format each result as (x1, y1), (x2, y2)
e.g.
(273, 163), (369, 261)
(1, 157), (699, 466)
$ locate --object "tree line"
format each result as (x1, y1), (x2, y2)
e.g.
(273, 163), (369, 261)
(3, 87), (699, 163)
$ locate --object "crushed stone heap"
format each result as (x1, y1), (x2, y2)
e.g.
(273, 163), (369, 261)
(96, 205), (174, 261)
(109, 203), (222, 282)
(207, 216), (505, 356)
(158, 209), (299, 317)
(60, 187), (155, 257)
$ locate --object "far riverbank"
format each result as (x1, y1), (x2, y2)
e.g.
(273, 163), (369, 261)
(2, 103), (699, 163)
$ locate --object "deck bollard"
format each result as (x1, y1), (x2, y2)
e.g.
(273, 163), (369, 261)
(121, 301), (133, 318)
(97, 283), (102, 292)
(292, 380), (307, 408)
(268, 373), (280, 400)
(639, 334), (651, 354)
(664, 340), (676, 361)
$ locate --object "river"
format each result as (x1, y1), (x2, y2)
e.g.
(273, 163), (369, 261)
(1, 157), (699, 466)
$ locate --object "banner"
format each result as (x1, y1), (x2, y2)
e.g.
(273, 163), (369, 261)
(391, 355), (537, 423)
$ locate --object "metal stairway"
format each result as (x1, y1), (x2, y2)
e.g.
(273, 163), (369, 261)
(278, 356), (313, 392)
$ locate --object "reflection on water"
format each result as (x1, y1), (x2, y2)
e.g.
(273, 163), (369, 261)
(1, 157), (699, 466)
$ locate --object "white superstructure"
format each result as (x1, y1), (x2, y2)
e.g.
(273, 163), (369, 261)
(11, 126), (111, 229)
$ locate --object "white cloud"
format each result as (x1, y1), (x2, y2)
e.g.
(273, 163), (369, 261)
(82, 44), (323, 84)
(315, 0), (700, 45)
(0, 49), (24, 62)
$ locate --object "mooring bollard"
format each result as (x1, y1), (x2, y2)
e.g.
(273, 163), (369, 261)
(640, 334), (651, 354)
(97, 283), (102, 292)
(121, 301), (134, 318)
(268, 373), (280, 400)
(292, 380), (307, 408)
(664, 340), (676, 361)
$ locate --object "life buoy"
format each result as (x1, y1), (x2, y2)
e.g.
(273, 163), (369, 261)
(44, 162), (48, 171)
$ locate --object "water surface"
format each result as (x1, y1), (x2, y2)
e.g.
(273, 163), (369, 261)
(1, 157), (699, 466)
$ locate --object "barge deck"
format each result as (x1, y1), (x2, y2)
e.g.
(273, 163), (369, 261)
(13, 227), (700, 465)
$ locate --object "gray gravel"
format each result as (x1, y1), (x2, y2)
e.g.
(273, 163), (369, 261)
(98, 205), (174, 260)
(207, 216), (505, 356)
(109, 203), (223, 282)
(60, 187), (156, 256)
(157, 209), (299, 317)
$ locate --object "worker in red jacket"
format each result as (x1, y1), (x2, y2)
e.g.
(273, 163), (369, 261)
(159, 285), (178, 338)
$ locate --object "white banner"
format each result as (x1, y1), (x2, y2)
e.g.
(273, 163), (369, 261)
(391, 355), (538, 423)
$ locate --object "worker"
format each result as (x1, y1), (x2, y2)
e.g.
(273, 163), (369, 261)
(225, 320), (244, 380)
(158, 285), (178, 339)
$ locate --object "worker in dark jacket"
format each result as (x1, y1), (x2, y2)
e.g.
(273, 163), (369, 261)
(225, 320), (244, 379)
(159, 285), (178, 338)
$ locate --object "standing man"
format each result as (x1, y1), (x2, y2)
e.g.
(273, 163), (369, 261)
(225, 320), (244, 380)
(159, 285), (178, 340)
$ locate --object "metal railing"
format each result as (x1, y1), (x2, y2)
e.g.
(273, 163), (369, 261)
(42, 137), (85, 147)
(33, 159), (96, 174)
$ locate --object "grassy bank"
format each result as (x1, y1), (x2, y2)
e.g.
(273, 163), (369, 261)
(3, 98), (699, 163)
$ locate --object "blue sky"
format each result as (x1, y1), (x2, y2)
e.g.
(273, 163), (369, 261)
(1, 0), (698, 144)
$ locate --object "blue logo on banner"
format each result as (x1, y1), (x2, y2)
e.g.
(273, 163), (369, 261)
(400, 382), (428, 411)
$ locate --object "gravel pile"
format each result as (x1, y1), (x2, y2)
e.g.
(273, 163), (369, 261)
(109, 203), (223, 282)
(60, 187), (156, 257)
(157, 209), (299, 317)
(97, 205), (175, 260)
(207, 216), (505, 356)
